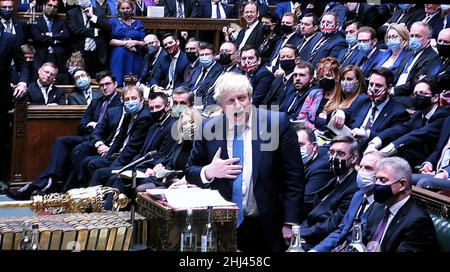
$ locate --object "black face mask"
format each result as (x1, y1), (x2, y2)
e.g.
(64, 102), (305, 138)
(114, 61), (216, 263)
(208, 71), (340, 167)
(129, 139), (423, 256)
(186, 51), (198, 63)
(280, 24), (293, 35)
(329, 156), (350, 176)
(319, 77), (336, 92)
(437, 44), (450, 59)
(120, 10), (133, 19)
(373, 183), (394, 203)
(0, 9), (12, 20)
(217, 52), (233, 66)
(412, 95), (433, 111)
(279, 59), (296, 73)
(152, 108), (166, 121)
(262, 24), (272, 35)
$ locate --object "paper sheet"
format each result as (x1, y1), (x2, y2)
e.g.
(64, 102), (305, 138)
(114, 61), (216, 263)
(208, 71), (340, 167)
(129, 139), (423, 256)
(327, 119), (352, 137)
(146, 188), (237, 209)
(147, 6), (164, 17)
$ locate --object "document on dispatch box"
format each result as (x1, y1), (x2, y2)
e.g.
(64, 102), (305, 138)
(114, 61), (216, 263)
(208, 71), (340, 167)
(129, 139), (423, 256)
(146, 188), (236, 209)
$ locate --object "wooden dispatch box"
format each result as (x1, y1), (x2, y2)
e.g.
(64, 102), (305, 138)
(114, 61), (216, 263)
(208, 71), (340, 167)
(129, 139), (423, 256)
(136, 192), (238, 252)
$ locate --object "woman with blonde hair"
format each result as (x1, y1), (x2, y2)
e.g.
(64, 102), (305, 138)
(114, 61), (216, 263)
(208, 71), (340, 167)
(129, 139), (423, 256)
(375, 23), (412, 80)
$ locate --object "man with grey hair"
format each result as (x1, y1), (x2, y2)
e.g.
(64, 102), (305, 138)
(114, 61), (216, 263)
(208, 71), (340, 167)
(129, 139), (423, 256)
(392, 21), (440, 107)
(363, 156), (438, 252)
(185, 72), (305, 252)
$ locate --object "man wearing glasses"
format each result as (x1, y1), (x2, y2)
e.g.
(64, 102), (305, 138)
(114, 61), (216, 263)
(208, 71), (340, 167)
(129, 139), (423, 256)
(6, 71), (122, 199)
(366, 77), (450, 167)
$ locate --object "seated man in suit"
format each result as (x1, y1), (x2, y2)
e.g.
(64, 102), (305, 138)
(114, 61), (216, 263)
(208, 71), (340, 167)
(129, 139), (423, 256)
(345, 2), (381, 30)
(354, 26), (383, 78)
(300, 135), (359, 249)
(294, 123), (333, 218)
(378, 4), (425, 38)
(139, 34), (168, 87)
(280, 60), (319, 120)
(83, 85), (153, 183)
(183, 38), (200, 82)
(305, 11), (347, 66)
(239, 45), (274, 108)
(392, 21), (440, 108)
(296, 13), (320, 61)
(231, 1), (263, 50)
(367, 77), (450, 167)
(263, 44), (297, 108)
(185, 72), (305, 252)
(333, 68), (409, 144)
(337, 20), (361, 68)
(27, 62), (65, 104)
(6, 70), (122, 199)
(184, 42), (222, 100)
(413, 116), (450, 190)
(312, 150), (384, 252)
(101, 92), (178, 209)
(65, 68), (101, 105)
(363, 157), (438, 252)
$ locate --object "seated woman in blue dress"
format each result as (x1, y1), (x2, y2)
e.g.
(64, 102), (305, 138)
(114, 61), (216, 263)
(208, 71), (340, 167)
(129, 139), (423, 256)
(375, 23), (413, 81)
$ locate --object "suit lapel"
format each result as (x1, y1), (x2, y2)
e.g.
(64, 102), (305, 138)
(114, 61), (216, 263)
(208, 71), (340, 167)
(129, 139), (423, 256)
(380, 198), (413, 251)
(251, 108), (262, 185)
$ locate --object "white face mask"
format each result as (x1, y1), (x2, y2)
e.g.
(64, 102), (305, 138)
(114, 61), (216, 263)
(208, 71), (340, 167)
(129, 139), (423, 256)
(300, 145), (311, 165)
(356, 170), (374, 192)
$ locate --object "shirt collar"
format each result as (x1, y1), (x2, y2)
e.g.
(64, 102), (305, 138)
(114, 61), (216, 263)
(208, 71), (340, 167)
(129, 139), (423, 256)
(387, 195), (410, 216)
(424, 104), (439, 120)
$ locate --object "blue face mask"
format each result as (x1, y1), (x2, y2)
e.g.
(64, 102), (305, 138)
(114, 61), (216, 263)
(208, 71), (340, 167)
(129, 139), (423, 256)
(358, 42), (372, 54)
(386, 38), (401, 51)
(356, 170), (374, 193)
(199, 56), (214, 68)
(68, 66), (77, 76)
(398, 4), (411, 10)
(75, 77), (90, 90)
(346, 35), (357, 46)
(409, 37), (422, 51)
(124, 100), (141, 114)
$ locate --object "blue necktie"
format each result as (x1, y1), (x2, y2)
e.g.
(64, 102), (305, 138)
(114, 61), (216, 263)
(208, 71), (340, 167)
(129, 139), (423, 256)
(215, 3), (221, 19)
(232, 125), (244, 227)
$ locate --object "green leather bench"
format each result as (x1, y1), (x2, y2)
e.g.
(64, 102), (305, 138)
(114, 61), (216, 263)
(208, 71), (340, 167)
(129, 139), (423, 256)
(412, 186), (450, 252)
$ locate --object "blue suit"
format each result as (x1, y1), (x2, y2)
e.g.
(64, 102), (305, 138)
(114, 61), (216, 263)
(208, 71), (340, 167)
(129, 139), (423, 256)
(374, 49), (412, 80)
(274, 1), (293, 19)
(314, 190), (372, 252)
(377, 107), (450, 167)
(424, 116), (450, 167)
(27, 82), (65, 105)
(186, 62), (223, 97)
(346, 95), (409, 141)
(298, 33), (321, 62)
(141, 49), (169, 86)
(306, 32), (347, 67)
(280, 84), (318, 120)
(247, 66), (274, 107)
(262, 75), (293, 107)
(185, 108), (305, 252)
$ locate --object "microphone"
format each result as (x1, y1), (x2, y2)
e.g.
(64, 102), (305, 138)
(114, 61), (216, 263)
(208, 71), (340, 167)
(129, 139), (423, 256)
(115, 150), (158, 174)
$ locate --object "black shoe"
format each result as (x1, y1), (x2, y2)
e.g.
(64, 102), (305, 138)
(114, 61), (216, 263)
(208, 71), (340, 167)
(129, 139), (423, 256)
(4, 183), (37, 200)
(32, 178), (55, 196)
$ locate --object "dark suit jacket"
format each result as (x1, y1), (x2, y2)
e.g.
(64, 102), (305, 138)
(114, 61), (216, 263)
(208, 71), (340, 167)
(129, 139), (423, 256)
(187, 61), (223, 96)
(0, 31), (30, 111)
(139, 48), (168, 85)
(79, 92), (122, 136)
(66, 7), (109, 65)
(248, 66), (275, 107)
(378, 5), (425, 36)
(66, 89), (102, 105)
(346, 3), (381, 30)
(298, 32), (321, 61)
(136, 116), (178, 168)
(394, 45), (440, 96)
(198, 0), (234, 18)
(302, 146), (334, 218)
(307, 32), (347, 67)
(425, 116), (450, 167)
(268, 33), (302, 64)
(159, 0), (199, 17)
(27, 82), (65, 105)
(29, 15), (70, 71)
(377, 107), (450, 166)
(280, 84), (317, 120)
(363, 197), (438, 252)
(346, 95), (409, 140)
(153, 50), (190, 88)
(0, 19), (28, 45)
(235, 21), (264, 50)
(185, 108), (305, 252)
(262, 75), (294, 107)
(274, 1), (293, 20)
(107, 106), (153, 168)
(301, 171), (359, 246)
(89, 106), (123, 147)
(337, 46), (358, 68)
